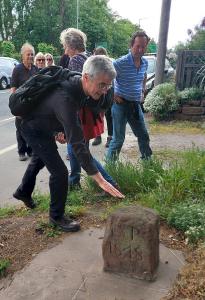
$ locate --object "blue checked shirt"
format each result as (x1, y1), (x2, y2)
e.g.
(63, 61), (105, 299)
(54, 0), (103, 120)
(113, 51), (148, 102)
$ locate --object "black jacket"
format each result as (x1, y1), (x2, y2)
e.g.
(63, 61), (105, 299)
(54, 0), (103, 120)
(26, 75), (98, 175)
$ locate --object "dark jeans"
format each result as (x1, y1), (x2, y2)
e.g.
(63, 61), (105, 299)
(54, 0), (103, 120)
(19, 119), (68, 219)
(67, 142), (117, 187)
(107, 102), (152, 160)
(15, 117), (32, 155)
(105, 107), (113, 137)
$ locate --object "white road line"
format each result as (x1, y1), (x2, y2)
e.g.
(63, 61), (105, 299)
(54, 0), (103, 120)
(0, 144), (17, 156)
(0, 91), (8, 94)
(0, 116), (15, 123)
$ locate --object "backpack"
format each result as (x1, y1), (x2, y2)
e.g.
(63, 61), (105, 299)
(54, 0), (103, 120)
(9, 66), (81, 118)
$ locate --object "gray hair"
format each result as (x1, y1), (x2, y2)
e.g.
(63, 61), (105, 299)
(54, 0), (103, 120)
(82, 55), (116, 80)
(20, 43), (35, 55)
(60, 28), (87, 51)
(34, 52), (45, 65)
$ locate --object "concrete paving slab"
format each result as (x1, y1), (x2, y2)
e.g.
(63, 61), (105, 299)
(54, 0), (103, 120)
(0, 228), (185, 300)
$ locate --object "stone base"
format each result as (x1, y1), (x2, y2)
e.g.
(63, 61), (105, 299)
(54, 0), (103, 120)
(102, 206), (159, 281)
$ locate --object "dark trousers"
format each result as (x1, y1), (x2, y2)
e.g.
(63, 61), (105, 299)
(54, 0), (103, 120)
(18, 120), (68, 219)
(105, 107), (113, 137)
(15, 117), (32, 155)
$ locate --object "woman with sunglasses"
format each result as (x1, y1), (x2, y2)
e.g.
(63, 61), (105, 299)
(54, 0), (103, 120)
(45, 53), (55, 67)
(34, 52), (46, 70)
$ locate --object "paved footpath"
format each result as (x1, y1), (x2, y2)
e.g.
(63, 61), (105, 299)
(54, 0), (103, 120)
(0, 228), (184, 300)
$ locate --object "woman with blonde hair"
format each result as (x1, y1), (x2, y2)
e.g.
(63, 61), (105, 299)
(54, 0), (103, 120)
(34, 52), (46, 70)
(60, 27), (118, 191)
(45, 53), (55, 67)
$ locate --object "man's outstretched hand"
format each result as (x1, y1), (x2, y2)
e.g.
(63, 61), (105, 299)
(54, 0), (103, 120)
(92, 172), (125, 198)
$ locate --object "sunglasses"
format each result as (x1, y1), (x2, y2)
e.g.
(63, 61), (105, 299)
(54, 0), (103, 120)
(46, 58), (52, 61)
(37, 58), (45, 62)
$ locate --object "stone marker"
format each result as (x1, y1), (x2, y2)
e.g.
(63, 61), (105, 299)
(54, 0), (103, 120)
(102, 205), (159, 281)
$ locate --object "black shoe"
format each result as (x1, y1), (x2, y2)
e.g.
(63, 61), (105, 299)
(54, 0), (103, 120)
(13, 190), (36, 209)
(105, 136), (112, 148)
(49, 216), (80, 232)
(92, 136), (102, 146)
(19, 154), (27, 161)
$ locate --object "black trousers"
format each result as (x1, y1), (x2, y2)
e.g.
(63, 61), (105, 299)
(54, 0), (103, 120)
(105, 107), (113, 137)
(18, 119), (68, 219)
(15, 118), (32, 155)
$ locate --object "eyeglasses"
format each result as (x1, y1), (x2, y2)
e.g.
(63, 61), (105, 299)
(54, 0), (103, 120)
(98, 82), (112, 90)
(37, 58), (45, 62)
(46, 58), (52, 61)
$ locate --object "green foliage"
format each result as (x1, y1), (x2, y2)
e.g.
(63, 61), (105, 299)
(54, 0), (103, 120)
(144, 83), (179, 120)
(0, 259), (10, 277)
(2, 146), (205, 244)
(188, 28), (205, 51)
(105, 159), (164, 195)
(37, 43), (57, 55)
(178, 87), (204, 103)
(65, 190), (86, 216)
(174, 18), (205, 52)
(33, 191), (50, 212)
(35, 220), (62, 238)
(1, 40), (15, 57)
(1, 0), (142, 57)
(194, 65), (205, 93)
(0, 0), (15, 40)
(104, 148), (205, 243)
(168, 203), (205, 243)
(109, 19), (138, 57)
(0, 207), (15, 218)
(147, 39), (157, 54)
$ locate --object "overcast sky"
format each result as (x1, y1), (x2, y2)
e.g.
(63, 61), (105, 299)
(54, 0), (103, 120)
(108, 0), (205, 48)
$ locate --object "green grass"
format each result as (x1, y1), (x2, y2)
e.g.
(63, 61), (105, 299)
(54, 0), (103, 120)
(1, 147), (205, 243)
(0, 259), (10, 277)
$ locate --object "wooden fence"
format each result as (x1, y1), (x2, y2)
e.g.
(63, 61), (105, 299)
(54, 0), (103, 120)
(176, 50), (205, 90)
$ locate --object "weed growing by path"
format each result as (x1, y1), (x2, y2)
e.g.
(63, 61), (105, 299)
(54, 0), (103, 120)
(0, 259), (10, 277)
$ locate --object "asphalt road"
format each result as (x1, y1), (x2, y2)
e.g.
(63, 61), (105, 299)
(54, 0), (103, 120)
(0, 90), (67, 208)
(0, 90), (106, 208)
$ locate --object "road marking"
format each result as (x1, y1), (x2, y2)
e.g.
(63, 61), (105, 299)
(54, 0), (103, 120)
(0, 91), (8, 94)
(0, 144), (17, 156)
(0, 116), (15, 124)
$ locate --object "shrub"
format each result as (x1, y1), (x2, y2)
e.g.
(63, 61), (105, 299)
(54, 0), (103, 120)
(37, 43), (58, 55)
(178, 87), (204, 104)
(1, 41), (15, 57)
(167, 203), (205, 243)
(144, 83), (179, 120)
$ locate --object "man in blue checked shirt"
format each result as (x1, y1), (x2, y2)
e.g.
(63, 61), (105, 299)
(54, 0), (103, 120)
(106, 31), (152, 161)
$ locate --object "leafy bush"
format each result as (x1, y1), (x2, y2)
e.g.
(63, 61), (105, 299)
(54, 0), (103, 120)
(1, 41), (15, 57)
(144, 83), (179, 120)
(178, 87), (204, 104)
(167, 203), (205, 243)
(37, 43), (57, 55)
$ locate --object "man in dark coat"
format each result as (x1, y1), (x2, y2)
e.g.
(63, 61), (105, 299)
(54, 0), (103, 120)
(13, 55), (124, 232)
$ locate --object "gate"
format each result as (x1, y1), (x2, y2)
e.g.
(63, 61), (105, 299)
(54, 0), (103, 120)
(176, 50), (205, 90)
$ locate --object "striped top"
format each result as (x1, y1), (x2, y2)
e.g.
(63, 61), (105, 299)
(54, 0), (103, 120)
(113, 51), (148, 102)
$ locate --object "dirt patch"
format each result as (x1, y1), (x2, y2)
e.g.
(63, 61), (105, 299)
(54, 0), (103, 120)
(0, 210), (186, 282)
(163, 245), (205, 300)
